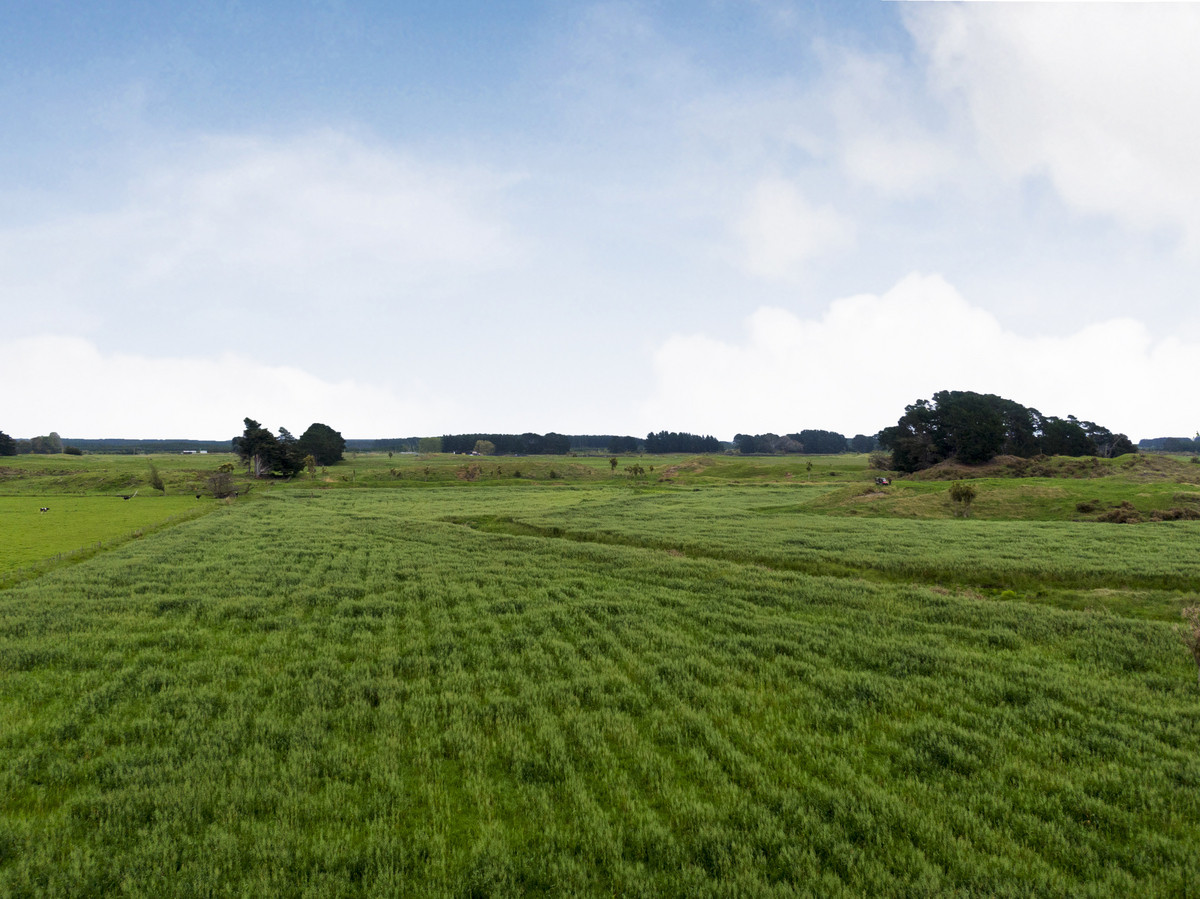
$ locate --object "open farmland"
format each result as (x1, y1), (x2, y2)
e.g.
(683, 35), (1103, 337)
(2, 454), (1199, 896)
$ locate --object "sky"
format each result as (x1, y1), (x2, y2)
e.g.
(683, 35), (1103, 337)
(1, 0), (1197, 442)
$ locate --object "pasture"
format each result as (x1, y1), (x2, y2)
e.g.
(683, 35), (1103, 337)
(1, 452), (1199, 896)
(0, 496), (209, 580)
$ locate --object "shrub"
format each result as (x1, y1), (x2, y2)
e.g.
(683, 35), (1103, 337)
(948, 481), (976, 517)
(207, 471), (236, 498)
(1097, 501), (1141, 524)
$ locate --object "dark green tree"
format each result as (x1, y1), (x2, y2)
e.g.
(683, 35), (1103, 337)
(274, 427), (304, 478)
(233, 418), (277, 477)
(879, 399), (943, 472)
(1039, 416), (1096, 457)
(998, 400), (1043, 458)
(298, 423), (346, 466)
(849, 434), (876, 453)
(789, 430), (847, 454)
(0, 431), (15, 456)
(931, 391), (1006, 464)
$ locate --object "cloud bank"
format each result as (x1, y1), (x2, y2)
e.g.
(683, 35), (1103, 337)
(906, 3), (1200, 249)
(642, 273), (1195, 441)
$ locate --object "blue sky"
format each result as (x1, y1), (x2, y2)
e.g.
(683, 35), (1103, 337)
(2, 1), (1197, 441)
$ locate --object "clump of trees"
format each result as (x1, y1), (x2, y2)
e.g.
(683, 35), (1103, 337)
(0, 431), (15, 456)
(735, 429), (865, 455)
(734, 433), (803, 454)
(879, 390), (1136, 473)
(234, 418), (344, 478)
(28, 432), (63, 454)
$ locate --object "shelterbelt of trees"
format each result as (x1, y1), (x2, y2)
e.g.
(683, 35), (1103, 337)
(879, 390), (1137, 473)
(232, 419), (346, 477)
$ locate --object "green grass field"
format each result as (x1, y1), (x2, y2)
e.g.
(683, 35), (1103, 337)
(2, 452), (1199, 896)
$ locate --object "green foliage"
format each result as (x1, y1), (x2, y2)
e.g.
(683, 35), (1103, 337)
(0, 431), (17, 456)
(418, 436), (443, 454)
(28, 432), (63, 454)
(474, 439), (497, 456)
(233, 418), (302, 478)
(297, 422), (345, 466)
(206, 470), (236, 499)
(645, 431), (722, 453)
(948, 480), (977, 517)
(881, 391), (1134, 472)
(147, 462), (165, 494)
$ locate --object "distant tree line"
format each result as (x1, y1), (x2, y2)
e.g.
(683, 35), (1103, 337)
(0, 431), (68, 455)
(345, 437), (423, 453)
(879, 390), (1136, 473)
(1139, 436), (1200, 453)
(733, 430), (878, 455)
(49, 438), (234, 454)
(440, 433), (573, 455)
(643, 431), (722, 454)
(564, 435), (643, 453)
(233, 418), (346, 477)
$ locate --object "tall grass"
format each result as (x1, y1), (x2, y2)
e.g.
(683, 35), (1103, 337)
(2, 490), (1198, 896)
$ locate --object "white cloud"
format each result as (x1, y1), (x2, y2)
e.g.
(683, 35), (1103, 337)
(0, 131), (524, 331)
(0, 336), (455, 438)
(642, 273), (1195, 441)
(906, 3), (1200, 248)
(825, 50), (962, 198)
(736, 178), (854, 281)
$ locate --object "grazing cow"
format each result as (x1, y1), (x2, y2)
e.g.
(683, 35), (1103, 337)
(39, 507), (49, 513)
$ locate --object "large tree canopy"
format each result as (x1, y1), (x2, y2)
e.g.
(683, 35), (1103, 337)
(0, 431), (15, 456)
(879, 391), (1135, 472)
(298, 423), (345, 466)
